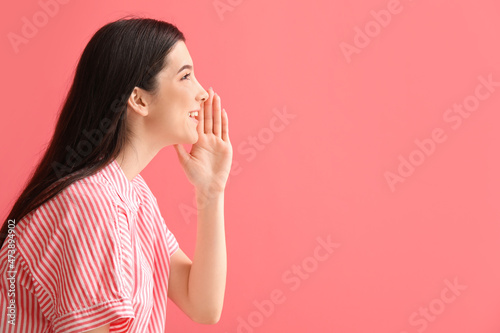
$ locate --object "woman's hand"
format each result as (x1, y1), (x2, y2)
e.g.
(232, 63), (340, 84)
(173, 87), (233, 195)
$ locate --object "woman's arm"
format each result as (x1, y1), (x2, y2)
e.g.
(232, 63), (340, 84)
(169, 88), (231, 324)
(168, 190), (226, 324)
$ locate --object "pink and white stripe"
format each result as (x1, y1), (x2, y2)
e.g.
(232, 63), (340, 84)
(0, 159), (179, 332)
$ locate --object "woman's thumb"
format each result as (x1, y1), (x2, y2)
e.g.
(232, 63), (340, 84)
(173, 144), (189, 163)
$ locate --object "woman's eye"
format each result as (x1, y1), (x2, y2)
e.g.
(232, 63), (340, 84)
(182, 73), (191, 80)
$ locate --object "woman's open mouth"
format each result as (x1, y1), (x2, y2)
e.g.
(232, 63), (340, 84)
(189, 111), (199, 125)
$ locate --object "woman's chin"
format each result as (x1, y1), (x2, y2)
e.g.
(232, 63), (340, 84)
(168, 132), (198, 147)
(186, 131), (199, 144)
(186, 121), (199, 144)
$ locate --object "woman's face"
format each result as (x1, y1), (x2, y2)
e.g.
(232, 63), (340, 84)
(130, 40), (209, 147)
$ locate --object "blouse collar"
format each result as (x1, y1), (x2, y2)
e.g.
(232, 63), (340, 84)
(100, 158), (142, 211)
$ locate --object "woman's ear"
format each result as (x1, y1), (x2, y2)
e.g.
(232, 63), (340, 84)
(127, 87), (150, 117)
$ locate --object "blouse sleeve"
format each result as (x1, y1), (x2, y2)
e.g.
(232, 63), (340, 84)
(161, 216), (179, 258)
(20, 182), (135, 333)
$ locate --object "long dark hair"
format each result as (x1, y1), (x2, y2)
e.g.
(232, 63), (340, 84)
(0, 17), (185, 248)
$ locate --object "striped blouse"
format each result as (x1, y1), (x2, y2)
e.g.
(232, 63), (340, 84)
(0, 159), (179, 332)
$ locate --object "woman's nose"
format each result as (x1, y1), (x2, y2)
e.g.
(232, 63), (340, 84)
(200, 89), (209, 102)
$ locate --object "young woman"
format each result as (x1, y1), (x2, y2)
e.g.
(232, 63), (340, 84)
(0, 17), (232, 332)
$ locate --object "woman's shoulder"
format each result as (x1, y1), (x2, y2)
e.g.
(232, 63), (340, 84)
(15, 173), (123, 258)
(26, 172), (120, 227)
(64, 172), (118, 203)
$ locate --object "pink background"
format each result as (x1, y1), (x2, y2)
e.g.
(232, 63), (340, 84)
(1, 0), (500, 332)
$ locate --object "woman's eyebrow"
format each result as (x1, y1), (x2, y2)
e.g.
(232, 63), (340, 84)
(177, 64), (193, 74)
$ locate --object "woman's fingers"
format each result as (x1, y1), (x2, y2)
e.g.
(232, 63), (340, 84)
(213, 93), (222, 138)
(198, 101), (205, 136)
(204, 88), (214, 134)
(201, 87), (227, 140)
(221, 108), (229, 142)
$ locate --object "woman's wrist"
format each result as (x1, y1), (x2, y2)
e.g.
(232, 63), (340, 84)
(195, 186), (224, 210)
